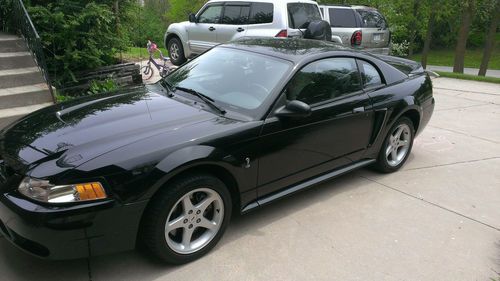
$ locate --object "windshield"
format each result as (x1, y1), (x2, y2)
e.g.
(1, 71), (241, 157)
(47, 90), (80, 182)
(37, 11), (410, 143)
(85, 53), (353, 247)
(163, 47), (292, 118)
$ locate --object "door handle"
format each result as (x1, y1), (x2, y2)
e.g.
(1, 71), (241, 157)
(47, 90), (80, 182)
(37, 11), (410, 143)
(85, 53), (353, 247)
(353, 107), (365, 113)
(208, 27), (216, 31)
(236, 27), (245, 32)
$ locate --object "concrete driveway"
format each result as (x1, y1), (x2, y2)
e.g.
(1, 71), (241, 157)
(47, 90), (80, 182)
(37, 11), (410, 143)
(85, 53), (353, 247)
(0, 77), (499, 281)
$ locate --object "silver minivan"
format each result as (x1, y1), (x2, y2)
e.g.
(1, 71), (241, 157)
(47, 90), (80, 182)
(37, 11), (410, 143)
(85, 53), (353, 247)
(165, 0), (323, 65)
(319, 5), (391, 55)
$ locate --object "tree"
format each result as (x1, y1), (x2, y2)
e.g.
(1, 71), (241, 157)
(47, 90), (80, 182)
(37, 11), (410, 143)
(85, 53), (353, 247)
(421, 4), (435, 69)
(165, 0), (206, 24)
(453, 0), (475, 73)
(408, 0), (421, 56)
(478, 0), (499, 76)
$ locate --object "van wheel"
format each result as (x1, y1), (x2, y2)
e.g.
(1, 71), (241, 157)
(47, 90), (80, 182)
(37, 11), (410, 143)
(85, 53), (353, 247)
(168, 37), (187, 66)
(141, 173), (232, 264)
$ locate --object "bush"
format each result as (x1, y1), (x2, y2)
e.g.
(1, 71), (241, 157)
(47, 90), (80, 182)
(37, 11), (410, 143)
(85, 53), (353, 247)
(27, 1), (127, 87)
(391, 40), (410, 57)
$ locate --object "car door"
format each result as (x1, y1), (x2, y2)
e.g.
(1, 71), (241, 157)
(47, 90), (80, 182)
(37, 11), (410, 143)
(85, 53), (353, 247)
(216, 3), (250, 43)
(187, 4), (223, 54)
(257, 57), (375, 197)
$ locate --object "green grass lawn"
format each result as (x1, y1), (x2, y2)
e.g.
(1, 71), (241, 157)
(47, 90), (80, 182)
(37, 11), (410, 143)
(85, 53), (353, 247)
(410, 48), (500, 70)
(119, 47), (169, 62)
(435, 71), (500, 84)
(410, 34), (500, 70)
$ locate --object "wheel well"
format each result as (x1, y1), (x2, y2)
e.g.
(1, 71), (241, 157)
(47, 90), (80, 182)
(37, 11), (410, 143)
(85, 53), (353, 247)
(158, 164), (241, 213)
(401, 109), (420, 132)
(165, 33), (180, 49)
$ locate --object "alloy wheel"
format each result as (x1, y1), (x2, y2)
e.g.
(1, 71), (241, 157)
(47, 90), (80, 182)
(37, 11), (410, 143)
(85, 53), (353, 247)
(165, 188), (224, 254)
(385, 123), (411, 167)
(170, 43), (179, 60)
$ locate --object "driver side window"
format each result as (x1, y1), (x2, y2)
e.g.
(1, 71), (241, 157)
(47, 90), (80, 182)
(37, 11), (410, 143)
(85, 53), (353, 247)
(286, 58), (362, 105)
(198, 5), (223, 24)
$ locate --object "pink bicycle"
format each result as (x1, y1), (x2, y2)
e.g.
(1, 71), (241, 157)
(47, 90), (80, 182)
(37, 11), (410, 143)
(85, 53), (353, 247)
(141, 40), (176, 81)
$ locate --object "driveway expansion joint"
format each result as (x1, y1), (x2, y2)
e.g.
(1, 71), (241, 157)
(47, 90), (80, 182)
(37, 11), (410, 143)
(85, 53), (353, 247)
(402, 157), (500, 171)
(360, 175), (500, 232)
(429, 125), (500, 144)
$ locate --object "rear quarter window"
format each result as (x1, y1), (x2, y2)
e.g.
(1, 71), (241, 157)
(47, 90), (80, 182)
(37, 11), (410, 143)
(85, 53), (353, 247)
(287, 3), (322, 29)
(329, 8), (357, 27)
(249, 3), (273, 24)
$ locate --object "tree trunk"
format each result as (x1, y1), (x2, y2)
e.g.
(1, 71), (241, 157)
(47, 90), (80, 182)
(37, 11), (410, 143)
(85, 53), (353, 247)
(478, 0), (499, 76)
(453, 0), (475, 73)
(408, 0), (420, 57)
(113, 1), (122, 62)
(421, 4), (436, 69)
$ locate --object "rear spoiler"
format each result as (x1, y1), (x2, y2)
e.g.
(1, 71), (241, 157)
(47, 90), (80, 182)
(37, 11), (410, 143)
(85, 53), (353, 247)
(372, 54), (438, 77)
(424, 70), (440, 78)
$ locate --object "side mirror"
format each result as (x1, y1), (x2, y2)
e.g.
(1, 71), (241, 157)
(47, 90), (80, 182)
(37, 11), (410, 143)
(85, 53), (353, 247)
(189, 13), (197, 23)
(275, 100), (311, 118)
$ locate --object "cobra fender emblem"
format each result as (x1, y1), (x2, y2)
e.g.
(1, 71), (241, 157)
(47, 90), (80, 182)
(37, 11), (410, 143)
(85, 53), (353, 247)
(243, 157), (251, 168)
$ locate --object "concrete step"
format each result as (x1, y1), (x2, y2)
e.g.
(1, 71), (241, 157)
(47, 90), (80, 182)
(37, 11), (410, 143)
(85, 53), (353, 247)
(0, 32), (21, 40)
(0, 54), (36, 70)
(0, 84), (52, 109)
(0, 103), (52, 130)
(0, 38), (28, 53)
(0, 67), (45, 88)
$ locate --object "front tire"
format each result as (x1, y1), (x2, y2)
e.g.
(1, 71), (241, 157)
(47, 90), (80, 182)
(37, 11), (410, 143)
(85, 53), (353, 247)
(167, 37), (187, 66)
(141, 173), (232, 264)
(374, 117), (415, 173)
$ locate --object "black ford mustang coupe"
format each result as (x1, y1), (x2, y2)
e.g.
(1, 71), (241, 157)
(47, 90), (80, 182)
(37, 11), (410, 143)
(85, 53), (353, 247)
(0, 38), (434, 264)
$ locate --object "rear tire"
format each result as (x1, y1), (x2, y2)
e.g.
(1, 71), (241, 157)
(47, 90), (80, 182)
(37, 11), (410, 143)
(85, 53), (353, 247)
(374, 117), (415, 173)
(140, 173), (232, 264)
(167, 37), (187, 66)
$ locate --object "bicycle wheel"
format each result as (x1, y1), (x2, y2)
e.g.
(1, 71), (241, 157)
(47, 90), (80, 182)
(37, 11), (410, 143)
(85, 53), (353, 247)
(141, 65), (154, 81)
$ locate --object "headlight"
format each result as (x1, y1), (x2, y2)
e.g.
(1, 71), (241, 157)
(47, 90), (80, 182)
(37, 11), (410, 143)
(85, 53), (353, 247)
(18, 177), (107, 204)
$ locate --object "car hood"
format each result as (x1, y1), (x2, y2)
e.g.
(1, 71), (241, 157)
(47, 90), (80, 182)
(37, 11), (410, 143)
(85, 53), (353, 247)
(0, 85), (222, 169)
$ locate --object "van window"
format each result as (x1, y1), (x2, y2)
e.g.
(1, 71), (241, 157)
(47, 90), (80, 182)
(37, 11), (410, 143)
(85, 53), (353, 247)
(287, 3), (322, 29)
(249, 3), (273, 24)
(355, 9), (387, 29)
(329, 8), (357, 27)
(198, 5), (223, 24)
(222, 5), (250, 24)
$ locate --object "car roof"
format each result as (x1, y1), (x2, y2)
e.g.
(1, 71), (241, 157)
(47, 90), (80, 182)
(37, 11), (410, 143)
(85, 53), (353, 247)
(318, 4), (376, 10)
(218, 38), (409, 85)
(207, 0), (319, 4)
(219, 37), (355, 64)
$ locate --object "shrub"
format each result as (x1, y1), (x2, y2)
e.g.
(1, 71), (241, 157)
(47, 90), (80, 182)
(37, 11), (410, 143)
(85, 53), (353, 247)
(27, 1), (127, 87)
(391, 40), (410, 57)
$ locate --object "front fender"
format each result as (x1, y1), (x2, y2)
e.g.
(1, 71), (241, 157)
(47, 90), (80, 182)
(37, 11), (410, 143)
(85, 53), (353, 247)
(165, 23), (190, 56)
(144, 145), (252, 199)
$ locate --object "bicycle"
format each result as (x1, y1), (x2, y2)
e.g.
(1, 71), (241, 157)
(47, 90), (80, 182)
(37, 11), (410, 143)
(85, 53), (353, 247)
(141, 40), (176, 81)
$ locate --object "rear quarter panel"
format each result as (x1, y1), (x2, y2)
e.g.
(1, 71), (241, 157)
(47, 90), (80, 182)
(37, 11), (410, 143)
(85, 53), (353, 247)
(364, 73), (433, 158)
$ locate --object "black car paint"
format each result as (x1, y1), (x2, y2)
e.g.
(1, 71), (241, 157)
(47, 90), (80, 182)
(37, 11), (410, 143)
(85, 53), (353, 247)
(0, 38), (434, 259)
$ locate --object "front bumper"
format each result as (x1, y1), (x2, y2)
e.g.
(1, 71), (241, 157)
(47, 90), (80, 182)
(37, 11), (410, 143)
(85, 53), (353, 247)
(0, 192), (148, 260)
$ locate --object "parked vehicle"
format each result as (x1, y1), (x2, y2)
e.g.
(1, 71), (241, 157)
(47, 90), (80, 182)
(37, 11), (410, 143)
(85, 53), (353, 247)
(0, 38), (434, 264)
(319, 5), (391, 55)
(165, 0), (323, 65)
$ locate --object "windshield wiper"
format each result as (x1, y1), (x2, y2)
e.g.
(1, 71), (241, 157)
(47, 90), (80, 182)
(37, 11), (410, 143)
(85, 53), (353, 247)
(174, 86), (226, 115)
(159, 80), (174, 97)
